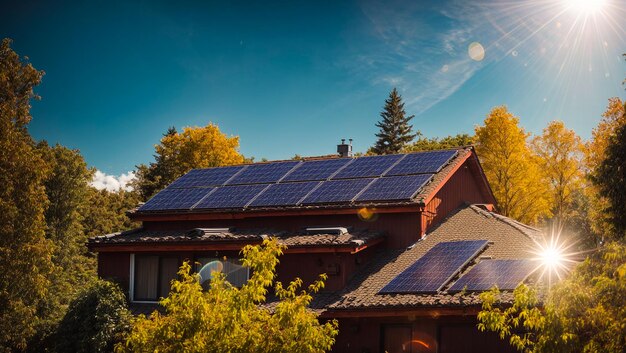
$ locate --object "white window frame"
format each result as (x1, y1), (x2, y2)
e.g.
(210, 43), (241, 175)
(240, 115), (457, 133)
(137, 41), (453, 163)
(129, 253), (159, 304)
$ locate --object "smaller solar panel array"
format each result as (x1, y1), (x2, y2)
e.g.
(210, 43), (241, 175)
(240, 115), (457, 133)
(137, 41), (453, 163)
(379, 240), (489, 294)
(448, 259), (536, 292)
(138, 149), (458, 212)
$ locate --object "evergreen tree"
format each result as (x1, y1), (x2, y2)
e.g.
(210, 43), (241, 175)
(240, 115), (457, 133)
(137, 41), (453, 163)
(0, 38), (53, 351)
(595, 101), (626, 239)
(372, 88), (416, 154)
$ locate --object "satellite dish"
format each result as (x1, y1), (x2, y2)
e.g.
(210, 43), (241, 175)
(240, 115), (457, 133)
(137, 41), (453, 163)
(199, 260), (224, 284)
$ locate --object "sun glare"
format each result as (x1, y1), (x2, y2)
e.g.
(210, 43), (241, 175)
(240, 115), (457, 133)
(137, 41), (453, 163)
(529, 225), (584, 286)
(565, 0), (607, 14)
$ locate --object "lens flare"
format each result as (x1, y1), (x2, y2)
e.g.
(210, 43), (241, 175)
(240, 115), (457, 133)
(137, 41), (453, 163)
(565, 0), (607, 14)
(357, 207), (379, 222)
(468, 42), (485, 61)
(529, 224), (584, 286)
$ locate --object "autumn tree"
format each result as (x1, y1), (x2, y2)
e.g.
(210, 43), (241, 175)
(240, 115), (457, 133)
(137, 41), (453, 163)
(475, 106), (550, 224)
(0, 38), (53, 351)
(371, 88), (416, 154)
(531, 121), (584, 224)
(403, 132), (474, 152)
(82, 188), (139, 238)
(118, 239), (338, 353)
(478, 241), (626, 353)
(134, 123), (245, 200)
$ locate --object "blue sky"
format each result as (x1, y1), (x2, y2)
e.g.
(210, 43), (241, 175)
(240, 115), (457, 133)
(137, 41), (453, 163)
(2, 0), (625, 180)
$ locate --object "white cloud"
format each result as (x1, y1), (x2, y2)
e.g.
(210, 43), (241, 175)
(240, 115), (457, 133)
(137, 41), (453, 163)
(91, 170), (136, 192)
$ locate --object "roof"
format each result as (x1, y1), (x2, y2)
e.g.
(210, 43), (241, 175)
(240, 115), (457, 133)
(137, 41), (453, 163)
(89, 227), (384, 249)
(130, 147), (490, 217)
(314, 205), (541, 312)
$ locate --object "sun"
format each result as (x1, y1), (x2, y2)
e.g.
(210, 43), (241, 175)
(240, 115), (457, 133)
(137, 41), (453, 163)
(565, 0), (607, 14)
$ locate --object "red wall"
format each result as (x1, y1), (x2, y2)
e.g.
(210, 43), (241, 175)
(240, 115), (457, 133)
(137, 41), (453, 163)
(143, 212), (422, 249)
(422, 160), (490, 234)
(332, 315), (517, 353)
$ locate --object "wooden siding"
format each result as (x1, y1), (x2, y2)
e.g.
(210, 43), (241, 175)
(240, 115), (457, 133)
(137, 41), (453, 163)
(421, 159), (492, 234)
(98, 252), (131, 293)
(143, 212), (421, 249)
(331, 316), (517, 353)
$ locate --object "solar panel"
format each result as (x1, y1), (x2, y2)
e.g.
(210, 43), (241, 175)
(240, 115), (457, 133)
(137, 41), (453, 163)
(379, 240), (489, 294)
(139, 187), (213, 211)
(355, 174), (433, 202)
(248, 181), (321, 207)
(226, 161), (299, 185)
(332, 154), (403, 179)
(168, 166), (244, 188)
(301, 178), (374, 204)
(448, 259), (536, 292)
(282, 158), (352, 182)
(385, 150), (457, 176)
(194, 184), (268, 209)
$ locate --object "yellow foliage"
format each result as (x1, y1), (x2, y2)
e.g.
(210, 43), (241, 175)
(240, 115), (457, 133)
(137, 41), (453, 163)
(157, 123), (244, 175)
(475, 106), (551, 225)
(531, 121), (584, 222)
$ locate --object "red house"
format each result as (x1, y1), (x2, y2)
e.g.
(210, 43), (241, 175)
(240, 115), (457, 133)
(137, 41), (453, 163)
(89, 145), (540, 353)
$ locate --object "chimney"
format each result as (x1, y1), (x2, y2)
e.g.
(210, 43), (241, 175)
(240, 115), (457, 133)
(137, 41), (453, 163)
(337, 138), (353, 157)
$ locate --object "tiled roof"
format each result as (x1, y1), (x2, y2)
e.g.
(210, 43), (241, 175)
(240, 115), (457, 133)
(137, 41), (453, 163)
(89, 227), (384, 248)
(320, 205), (541, 312)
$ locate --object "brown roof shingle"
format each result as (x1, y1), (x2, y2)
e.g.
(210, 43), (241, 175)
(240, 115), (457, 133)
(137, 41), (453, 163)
(322, 205), (541, 312)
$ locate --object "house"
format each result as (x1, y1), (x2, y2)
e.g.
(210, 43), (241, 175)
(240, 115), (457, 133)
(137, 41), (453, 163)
(89, 144), (541, 353)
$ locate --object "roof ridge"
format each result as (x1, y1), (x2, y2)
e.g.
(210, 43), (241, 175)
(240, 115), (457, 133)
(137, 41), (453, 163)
(468, 205), (540, 240)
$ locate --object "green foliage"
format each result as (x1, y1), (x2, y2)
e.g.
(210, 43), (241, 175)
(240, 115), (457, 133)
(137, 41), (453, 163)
(594, 101), (626, 239)
(81, 188), (139, 238)
(478, 242), (626, 353)
(54, 279), (131, 353)
(403, 132), (474, 152)
(371, 88), (416, 155)
(475, 106), (551, 224)
(0, 38), (53, 352)
(118, 239), (338, 353)
(133, 123), (245, 200)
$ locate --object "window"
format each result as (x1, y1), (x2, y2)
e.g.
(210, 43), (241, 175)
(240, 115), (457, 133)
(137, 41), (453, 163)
(196, 257), (249, 288)
(133, 255), (179, 302)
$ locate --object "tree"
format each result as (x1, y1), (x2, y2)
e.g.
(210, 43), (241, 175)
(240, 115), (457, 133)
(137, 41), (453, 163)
(0, 38), (53, 351)
(587, 98), (626, 239)
(403, 132), (474, 152)
(478, 241), (626, 353)
(371, 88), (416, 154)
(531, 121), (584, 224)
(595, 100), (626, 239)
(134, 123), (245, 200)
(53, 279), (131, 353)
(475, 106), (551, 224)
(33, 142), (98, 343)
(81, 188), (139, 238)
(118, 239), (339, 353)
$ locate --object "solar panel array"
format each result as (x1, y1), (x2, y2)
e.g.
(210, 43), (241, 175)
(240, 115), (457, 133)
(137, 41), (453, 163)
(138, 149), (459, 211)
(448, 259), (536, 292)
(379, 240), (488, 294)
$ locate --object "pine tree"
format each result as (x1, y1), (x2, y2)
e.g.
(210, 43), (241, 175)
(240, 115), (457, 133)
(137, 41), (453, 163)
(595, 101), (626, 239)
(372, 88), (416, 154)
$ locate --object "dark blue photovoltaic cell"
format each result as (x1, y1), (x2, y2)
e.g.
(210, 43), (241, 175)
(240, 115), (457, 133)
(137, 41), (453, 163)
(385, 150), (457, 176)
(249, 181), (321, 207)
(355, 174), (433, 202)
(379, 240), (489, 294)
(168, 166), (244, 188)
(448, 259), (536, 292)
(332, 154), (403, 179)
(138, 187), (213, 211)
(194, 184), (268, 209)
(226, 161), (299, 185)
(301, 179), (374, 204)
(282, 158), (352, 182)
